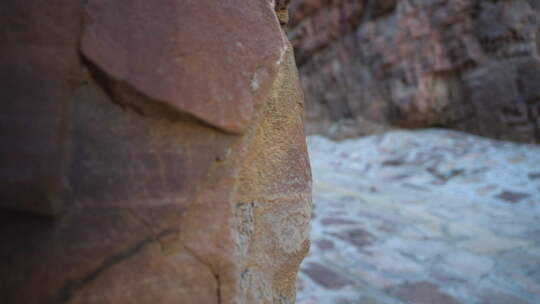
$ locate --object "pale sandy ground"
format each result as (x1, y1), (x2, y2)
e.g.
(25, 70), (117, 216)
(297, 129), (540, 304)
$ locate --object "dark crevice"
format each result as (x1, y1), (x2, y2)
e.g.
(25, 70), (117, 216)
(79, 52), (233, 135)
(370, 0), (397, 19)
(215, 274), (222, 304)
(58, 229), (177, 303)
(527, 103), (540, 141)
(79, 54), (117, 109)
(360, 0), (374, 24)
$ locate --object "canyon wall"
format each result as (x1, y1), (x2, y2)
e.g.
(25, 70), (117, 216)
(289, 0), (540, 142)
(0, 1), (311, 303)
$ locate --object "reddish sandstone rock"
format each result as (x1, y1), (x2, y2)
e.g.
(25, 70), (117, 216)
(289, 0), (540, 142)
(81, 0), (288, 133)
(0, 1), (311, 303)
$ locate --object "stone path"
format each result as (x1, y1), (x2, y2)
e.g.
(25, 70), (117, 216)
(297, 129), (540, 304)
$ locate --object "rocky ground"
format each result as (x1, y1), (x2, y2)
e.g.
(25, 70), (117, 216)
(297, 129), (540, 304)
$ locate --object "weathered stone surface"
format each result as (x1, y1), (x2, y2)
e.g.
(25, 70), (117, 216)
(289, 0), (540, 142)
(0, 1), (310, 303)
(0, 0), (81, 215)
(82, 0), (287, 133)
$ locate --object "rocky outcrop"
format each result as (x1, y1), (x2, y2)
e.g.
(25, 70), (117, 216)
(0, 1), (311, 303)
(289, 0), (540, 142)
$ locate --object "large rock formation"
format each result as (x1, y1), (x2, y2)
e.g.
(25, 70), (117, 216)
(289, 0), (540, 142)
(0, 1), (311, 303)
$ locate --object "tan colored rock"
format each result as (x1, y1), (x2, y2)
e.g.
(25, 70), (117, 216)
(0, 1), (311, 303)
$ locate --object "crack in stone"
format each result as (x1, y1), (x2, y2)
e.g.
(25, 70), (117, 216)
(180, 243), (223, 304)
(79, 52), (229, 134)
(215, 274), (222, 304)
(58, 229), (177, 304)
(125, 208), (173, 253)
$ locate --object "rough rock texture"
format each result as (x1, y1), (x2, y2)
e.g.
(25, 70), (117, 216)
(289, 0), (540, 142)
(0, 1), (311, 303)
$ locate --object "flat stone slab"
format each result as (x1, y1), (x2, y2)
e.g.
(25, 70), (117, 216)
(303, 262), (355, 290)
(387, 281), (461, 304)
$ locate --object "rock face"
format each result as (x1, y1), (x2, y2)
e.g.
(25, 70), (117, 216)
(289, 0), (540, 142)
(0, 1), (311, 303)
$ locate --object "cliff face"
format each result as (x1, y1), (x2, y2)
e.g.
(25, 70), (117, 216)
(0, 1), (311, 303)
(289, 0), (540, 142)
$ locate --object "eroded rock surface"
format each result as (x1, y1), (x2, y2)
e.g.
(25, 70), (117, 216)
(289, 0), (540, 142)
(0, 1), (311, 303)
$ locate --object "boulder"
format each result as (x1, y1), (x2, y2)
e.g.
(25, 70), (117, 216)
(0, 1), (311, 303)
